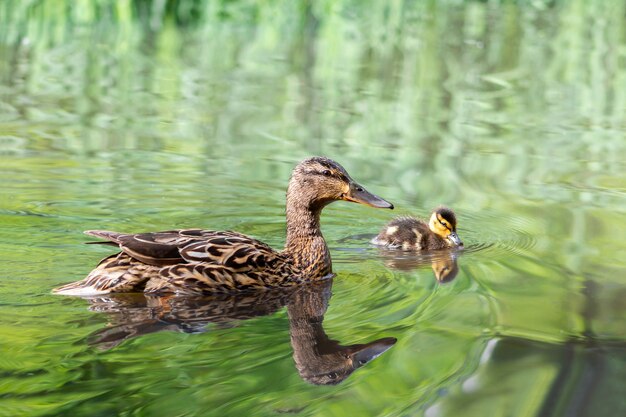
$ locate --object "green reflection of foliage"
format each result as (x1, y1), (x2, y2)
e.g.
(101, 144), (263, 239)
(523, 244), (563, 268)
(1, 1), (626, 416)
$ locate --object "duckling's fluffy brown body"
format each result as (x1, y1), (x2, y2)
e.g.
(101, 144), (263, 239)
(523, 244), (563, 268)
(372, 217), (450, 250)
(372, 207), (461, 251)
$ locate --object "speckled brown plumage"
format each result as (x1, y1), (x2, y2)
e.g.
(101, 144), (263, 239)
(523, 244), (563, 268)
(54, 157), (393, 296)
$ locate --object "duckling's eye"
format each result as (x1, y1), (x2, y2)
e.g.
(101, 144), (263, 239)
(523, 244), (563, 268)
(322, 169), (332, 177)
(327, 372), (338, 380)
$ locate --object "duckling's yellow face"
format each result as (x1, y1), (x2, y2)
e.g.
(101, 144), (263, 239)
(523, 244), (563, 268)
(289, 157), (393, 210)
(428, 207), (462, 246)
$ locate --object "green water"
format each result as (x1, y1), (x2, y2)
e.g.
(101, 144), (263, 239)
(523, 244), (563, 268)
(1, 1), (626, 416)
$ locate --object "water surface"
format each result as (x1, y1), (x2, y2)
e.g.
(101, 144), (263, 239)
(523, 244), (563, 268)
(1, 1), (626, 416)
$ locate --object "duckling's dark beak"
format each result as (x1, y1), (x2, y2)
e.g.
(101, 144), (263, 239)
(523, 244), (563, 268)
(448, 231), (463, 246)
(343, 182), (394, 209)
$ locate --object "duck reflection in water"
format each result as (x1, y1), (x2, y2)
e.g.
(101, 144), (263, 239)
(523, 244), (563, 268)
(287, 280), (396, 385)
(82, 279), (396, 385)
(376, 249), (460, 283)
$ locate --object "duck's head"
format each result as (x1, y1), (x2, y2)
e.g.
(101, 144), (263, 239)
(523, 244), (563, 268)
(428, 206), (463, 246)
(287, 157), (393, 211)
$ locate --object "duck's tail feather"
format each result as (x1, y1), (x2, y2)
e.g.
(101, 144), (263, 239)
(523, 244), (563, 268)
(84, 230), (126, 244)
(53, 253), (156, 296)
(85, 241), (119, 247)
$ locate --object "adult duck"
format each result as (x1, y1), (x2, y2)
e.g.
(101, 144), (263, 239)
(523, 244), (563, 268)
(54, 157), (393, 296)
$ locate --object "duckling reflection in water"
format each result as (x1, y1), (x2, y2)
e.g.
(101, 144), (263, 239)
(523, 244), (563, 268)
(377, 249), (460, 283)
(82, 279), (396, 385)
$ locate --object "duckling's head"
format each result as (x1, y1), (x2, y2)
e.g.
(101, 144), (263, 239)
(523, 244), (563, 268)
(428, 206), (463, 246)
(287, 157), (393, 211)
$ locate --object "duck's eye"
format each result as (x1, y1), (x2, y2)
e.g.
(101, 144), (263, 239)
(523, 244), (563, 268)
(322, 169), (332, 177)
(327, 372), (338, 380)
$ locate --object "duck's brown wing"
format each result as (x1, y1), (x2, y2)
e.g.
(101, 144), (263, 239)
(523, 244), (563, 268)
(178, 233), (277, 271)
(84, 229), (277, 268)
(69, 229), (286, 295)
(145, 234), (290, 294)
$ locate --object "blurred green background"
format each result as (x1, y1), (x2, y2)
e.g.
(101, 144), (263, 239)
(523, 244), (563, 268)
(1, 1), (625, 416)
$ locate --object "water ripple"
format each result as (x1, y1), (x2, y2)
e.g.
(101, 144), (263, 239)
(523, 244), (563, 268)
(458, 211), (537, 259)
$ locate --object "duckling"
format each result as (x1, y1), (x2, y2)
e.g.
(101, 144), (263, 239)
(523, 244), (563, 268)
(54, 157), (393, 296)
(372, 206), (462, 251)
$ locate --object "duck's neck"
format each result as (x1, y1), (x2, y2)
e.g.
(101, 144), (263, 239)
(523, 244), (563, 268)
(284, 200), (332, 276)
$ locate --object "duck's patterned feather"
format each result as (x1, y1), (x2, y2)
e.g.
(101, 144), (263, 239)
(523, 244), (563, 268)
(145, 262), (301, 296)
(56, 229), (305, 296)
(54, 253), (160, 295)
